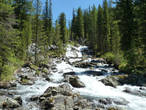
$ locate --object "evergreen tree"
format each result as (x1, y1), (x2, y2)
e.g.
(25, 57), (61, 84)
(83, 9), (90, 41)
(59, 13), (67, 44)
(97, 5), (104, 54)
(0, 0), (16, 78)
(34, 0), (41, 65)
(88, 6), (97, 51)
(76, 8), (84, 43)
(54, 20), (63, 52)
(103, 0), (111, 52)
(117, 0), (135, 52)
(43, 0), (52, 46)
(111, 21), (121, 54)
(13, 0), (33, 59)
(71, 9), (76, 41)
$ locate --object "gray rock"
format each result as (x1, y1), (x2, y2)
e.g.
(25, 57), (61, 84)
(82, 70), (104, 76)
(69, 76), (85, 88)
(100, 76), (120, 87)
(123, 87), (146, 97)
(63, 72), (76, 77)
(0, 82), (11, 89)
(0, 96), (20, 108)
(14, 96), (22, 105)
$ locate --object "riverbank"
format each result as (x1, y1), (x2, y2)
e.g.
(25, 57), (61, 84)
(0, 44), (146, 110)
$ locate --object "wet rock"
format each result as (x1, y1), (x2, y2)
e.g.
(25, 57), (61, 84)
(20, 78), (34, 85)
(112, 98), (129, 105)
(14, 96), (22, 105)
(45, 77), (51, 81)
(83, 70), (104, 76)
(19, 75), (34, 85)
(63, 71), (76, 76)
(40, 97), (55, 109)
(91, 58), (106, 63)
(69, 76), (85, 88)
(42, 68), (50, 74)
(0, 82), (11, 89)
(100, 76), (121, 88)
(10, 82), (17, 87)
(43, 84), (73, 97)
(99, 98), (112, 105)
(123, 87), (146, 96)
(30, 64), (39, 70)
(39, 83), (94, 110)
(0, 96), (20, 108)
(74, 62), (96, 68)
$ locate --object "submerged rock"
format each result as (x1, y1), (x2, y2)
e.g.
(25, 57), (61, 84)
(82, 70), (104, 76)
(63, 71), (76, 76)
(123, 87), (146, 97)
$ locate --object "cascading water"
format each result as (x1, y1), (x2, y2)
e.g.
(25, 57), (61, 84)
(2, 44), (146, 110)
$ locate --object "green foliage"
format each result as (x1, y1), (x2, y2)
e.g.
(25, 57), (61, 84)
(59, 13), (68, 44)
(102, 52), (127, 71)
(76, 8), (84, 40)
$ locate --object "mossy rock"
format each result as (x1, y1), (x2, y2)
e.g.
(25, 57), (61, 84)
(42, 68), (49, 74)
(30, 64), (39, 70)
(36, 70), (41, 75)
(108, 107), (118, 110)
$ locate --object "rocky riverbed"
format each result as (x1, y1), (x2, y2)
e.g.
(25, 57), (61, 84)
(0, 45), (146, 110)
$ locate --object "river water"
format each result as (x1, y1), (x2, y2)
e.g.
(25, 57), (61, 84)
(6, 45), (146, 110)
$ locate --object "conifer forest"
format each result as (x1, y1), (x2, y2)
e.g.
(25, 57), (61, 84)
(0, 0), (146, 110)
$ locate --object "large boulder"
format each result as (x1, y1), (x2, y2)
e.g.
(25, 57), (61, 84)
(69, 76), (85, 88)
(0, 96), (20, 108)
(100, 76), (121, 88)
(39, 83), (94, 110)
(43, 84), (73, 97)
(0, 82), (11, 89)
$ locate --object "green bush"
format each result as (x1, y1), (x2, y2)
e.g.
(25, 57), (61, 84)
(102, 52), (128, 71)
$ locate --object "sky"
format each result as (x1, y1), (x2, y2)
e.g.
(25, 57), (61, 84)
(42, 0), (103, 23)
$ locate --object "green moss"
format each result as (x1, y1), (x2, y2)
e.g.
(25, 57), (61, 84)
(30, 64), (39, 70)
(35, 70), (41, 75)
(21, 78), (29, 84)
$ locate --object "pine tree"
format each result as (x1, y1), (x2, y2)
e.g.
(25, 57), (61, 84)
(55, 20), (63, 52)
(43, 0), (52, 46)
(34, 0), (41, 65)
(71, 9), (76, 41)
(88, 5), (97, 51)
(83, 9), (90, 41)
(0, 0), (16, 78)
(76, 8), (84, 43)
(111, 21), (121, 54)
(97, 5), (104, 54)
(59, 13), (67, 44)
(103, 0), (111, 52)
(13, 0), (33, 59)
(117, 0), (135, 52)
